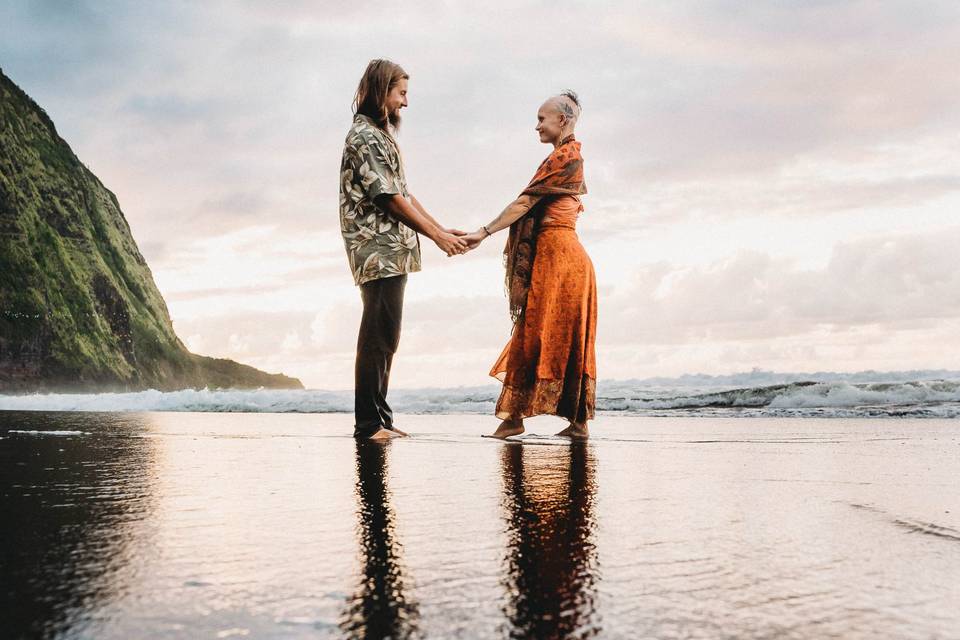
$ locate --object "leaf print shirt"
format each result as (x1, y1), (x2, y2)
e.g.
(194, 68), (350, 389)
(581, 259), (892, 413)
(339, 114), (422, 286)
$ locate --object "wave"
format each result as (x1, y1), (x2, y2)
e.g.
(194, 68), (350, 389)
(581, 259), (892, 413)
(1, 379), (959, 418)
(0, 388), (353, 414)
(598, 380), (960, 418)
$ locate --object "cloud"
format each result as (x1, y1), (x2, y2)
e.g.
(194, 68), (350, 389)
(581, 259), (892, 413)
(199, 190), (270, 216)
(7, 1), (958, 237)
(170, 292), (516, 388)
(226, 333), (250, 355)
(153, 226), (348, 313)
(602, 226), (960, 345)
(122, 93), (225, 124)
(3, 1), (960, 387)
(280, 331), (303, 352)
(164, 225), (960, 387)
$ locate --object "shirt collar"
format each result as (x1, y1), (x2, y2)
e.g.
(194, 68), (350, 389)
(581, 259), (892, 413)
(354, 113), (399, 147)
(354, 113), (377, 126)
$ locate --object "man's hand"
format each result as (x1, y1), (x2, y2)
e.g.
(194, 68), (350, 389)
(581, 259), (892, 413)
(446, 228), (468, 236)
(433, 229), (469, 256)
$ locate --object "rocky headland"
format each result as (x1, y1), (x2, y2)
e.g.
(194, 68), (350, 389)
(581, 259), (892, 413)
(0, 68), (302, 392)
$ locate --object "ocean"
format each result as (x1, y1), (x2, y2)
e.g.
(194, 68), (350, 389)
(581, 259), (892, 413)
(2, 373), (959, 418)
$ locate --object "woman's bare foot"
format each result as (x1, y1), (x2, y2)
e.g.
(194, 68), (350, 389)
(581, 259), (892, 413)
(483, 418), (525, 439)
(556, 422), (589, 439)
(368, 427), (401, 440)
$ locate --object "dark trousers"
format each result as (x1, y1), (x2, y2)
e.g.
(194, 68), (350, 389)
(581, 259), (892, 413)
(354, 275), (406, 437)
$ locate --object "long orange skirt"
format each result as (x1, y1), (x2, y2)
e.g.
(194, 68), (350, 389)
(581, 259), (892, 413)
(490, 203), (597, 423)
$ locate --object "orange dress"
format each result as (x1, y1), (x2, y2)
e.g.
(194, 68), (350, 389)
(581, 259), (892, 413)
(490, 195), (597, 423)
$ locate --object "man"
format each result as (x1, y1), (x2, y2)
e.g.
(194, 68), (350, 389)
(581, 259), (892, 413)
(339, 59), (467, 440)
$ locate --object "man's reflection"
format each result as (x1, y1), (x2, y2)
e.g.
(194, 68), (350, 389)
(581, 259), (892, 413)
(340, 440), (420, 639)
(499, 442), (601, 639)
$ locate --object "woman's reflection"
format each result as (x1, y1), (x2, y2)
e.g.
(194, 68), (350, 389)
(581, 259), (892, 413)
(340, 440), (420, 639)
(499, 442), (601, 639)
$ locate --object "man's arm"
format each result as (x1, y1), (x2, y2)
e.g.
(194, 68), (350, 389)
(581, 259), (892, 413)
(375, 194), (468, 256)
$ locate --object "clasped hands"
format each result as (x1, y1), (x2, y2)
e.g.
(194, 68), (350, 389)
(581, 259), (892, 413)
(433, 226), (490, 257)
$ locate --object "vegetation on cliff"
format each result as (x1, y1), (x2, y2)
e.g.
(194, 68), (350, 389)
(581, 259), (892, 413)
(0, 68), (302, 391)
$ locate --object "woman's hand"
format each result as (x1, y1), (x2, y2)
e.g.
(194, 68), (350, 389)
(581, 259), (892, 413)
(461, 230), (487, 250)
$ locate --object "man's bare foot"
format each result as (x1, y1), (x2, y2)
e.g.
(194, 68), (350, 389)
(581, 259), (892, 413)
(368, 427), (401, 440)
(483, 419), (525, 439)
(387, 425), (409, 437)
(556, 422), (589, 439)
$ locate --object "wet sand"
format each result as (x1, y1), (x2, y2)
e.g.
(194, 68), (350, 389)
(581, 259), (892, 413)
(1, 411), (959, 639)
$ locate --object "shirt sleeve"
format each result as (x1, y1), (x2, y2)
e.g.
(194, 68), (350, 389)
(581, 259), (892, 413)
(346, 133), (402, 202)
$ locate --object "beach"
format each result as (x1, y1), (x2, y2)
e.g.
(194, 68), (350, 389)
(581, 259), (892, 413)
(2, 411), (959, 639)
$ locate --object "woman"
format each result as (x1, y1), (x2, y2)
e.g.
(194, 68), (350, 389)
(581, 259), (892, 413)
(463, 91), (597, 439)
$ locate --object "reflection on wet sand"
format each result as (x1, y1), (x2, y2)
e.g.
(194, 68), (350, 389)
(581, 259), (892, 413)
(4, 413), (957, 637)
(340, 440), (421, 639)
(498, 442), (601, 639)
(0, 412), (158, 638)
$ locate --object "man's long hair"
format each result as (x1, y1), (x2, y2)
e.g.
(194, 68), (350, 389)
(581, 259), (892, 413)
(352, 59), (408, 131)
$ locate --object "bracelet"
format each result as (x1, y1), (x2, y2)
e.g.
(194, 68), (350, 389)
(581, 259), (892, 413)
(482, 225), (491, 237)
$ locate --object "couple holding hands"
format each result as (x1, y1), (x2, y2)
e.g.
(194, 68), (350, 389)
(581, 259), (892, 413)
(339, 59), (597, 441)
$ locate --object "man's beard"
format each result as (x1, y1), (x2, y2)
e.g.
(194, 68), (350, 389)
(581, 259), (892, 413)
(388, 109), (401, 129)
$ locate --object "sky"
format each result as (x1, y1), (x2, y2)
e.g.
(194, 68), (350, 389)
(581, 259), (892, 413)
(2, 1), (959, 390)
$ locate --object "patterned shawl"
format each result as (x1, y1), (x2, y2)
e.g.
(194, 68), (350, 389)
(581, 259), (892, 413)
(504, 135), (587, 323)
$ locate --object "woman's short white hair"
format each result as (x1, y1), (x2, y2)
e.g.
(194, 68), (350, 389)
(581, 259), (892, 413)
(551, 89), (581, 123)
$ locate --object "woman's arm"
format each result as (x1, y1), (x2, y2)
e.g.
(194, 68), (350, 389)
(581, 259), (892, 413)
(463, 194), (543, 249)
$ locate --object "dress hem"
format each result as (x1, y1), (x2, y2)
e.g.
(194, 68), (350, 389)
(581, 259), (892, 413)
(493, 376), (596, 423)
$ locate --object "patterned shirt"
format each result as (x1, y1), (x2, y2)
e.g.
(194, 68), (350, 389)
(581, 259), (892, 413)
(339, 114), (421, 286)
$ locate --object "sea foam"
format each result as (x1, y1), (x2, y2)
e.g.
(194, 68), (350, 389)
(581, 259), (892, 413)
(1, 379), (959, 418)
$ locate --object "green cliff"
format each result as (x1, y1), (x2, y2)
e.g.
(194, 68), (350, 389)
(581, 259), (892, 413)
(0, 68), (302, 392)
